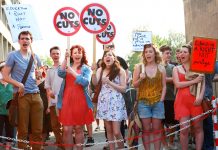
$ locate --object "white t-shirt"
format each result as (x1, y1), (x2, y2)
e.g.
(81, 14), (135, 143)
(44, 66), (63, 106)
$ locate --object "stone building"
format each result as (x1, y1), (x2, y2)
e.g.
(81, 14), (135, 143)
(183, 0), (218, 42)
(0, 0), (21, 61)
(183, 0), (218, 96)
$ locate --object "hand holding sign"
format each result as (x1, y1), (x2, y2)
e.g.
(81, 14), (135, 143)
(190, 37), (217, 73)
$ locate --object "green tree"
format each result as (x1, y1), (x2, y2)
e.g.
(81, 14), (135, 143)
(166, 31), (186, 61)
(152, 35), (169, 48)
(126, 52), (142, 72)
(40, 55), (53, 67)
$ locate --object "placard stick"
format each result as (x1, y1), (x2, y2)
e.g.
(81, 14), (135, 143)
(67, 36), (70, 67)
(196, 82), (201, 100)
(93, 34), (96, 63)
(29, 44), (36, 66)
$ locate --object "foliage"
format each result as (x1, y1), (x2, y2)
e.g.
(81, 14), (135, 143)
(152, 35), (169, 48)
(126, 52), (142, 72)
(40, 55), (53, 67)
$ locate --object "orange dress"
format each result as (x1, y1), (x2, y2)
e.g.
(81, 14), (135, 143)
(174, 71), (203, 120)
(59, 70), (94, 126)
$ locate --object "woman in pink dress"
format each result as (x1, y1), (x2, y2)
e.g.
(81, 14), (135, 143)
(58, 45), (94, 150)
(173, 44), (205, 150)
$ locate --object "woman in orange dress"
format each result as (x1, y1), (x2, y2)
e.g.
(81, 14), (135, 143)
(58, 45), (94, 150)
(173, 44), (205, 150)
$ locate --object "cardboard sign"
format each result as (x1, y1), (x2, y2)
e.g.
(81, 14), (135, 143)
(132, 31), (152, 51)
(80, 3), (110, 34)
(190, 37), (217, 73)
(2, 4), (42, 42)
(53, 7), (80, 36)
(96, 21), (116, 44)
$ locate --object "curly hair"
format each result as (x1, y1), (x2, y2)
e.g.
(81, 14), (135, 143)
(101, 50), (120, 81)
(70, 45), (88, 69)
(142, 44), (162, 65)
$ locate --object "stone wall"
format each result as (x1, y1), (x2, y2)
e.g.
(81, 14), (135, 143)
(183, 0), (218, 96)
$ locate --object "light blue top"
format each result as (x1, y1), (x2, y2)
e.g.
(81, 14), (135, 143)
(57, 64), (93, 109)
(5, 50), (42, 93)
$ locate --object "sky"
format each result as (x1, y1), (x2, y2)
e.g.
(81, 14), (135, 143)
(20, 0), (185, 63)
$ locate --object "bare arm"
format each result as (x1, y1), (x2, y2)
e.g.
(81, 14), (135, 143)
(172, 66), (203, 88)
(91, 67), (102, 86)
(166, 77), (173, 83)
(125, 69), (129, 83)
(2, 66), (24, 95)
(194, 76), (205, 105)
(66, 67), (79, 78)
(213, 74), (218, 82)
(160, 66), (167, 101)
(105, 68), (127, 93)
(132, 64), (145, 88)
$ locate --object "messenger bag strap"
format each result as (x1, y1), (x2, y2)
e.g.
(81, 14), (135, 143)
(21, 55), (34, 85)
(14, 55), (34, 101)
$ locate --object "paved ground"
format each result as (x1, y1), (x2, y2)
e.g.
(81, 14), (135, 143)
(0, 120), (197, 150)
(42, 120), (197, 150)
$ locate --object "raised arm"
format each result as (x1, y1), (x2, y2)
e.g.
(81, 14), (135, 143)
(104, 68), (126, 93)
(159, 65), (166, 101)
(133, 64), (145, 88)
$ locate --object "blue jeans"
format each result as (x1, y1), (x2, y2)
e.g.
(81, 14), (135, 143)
(203, 115), (214, 150)
(138, 101), (165, 119)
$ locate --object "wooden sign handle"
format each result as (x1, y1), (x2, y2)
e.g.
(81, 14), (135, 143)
(196, 82), (201, 99)
(93, 34), (96, 63)
(67, 36), (70, 67)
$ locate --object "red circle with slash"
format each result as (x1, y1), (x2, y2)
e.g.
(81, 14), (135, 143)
(80, 3), (110, 34)
(96, 21), (116, 44)
(53, 7), (81, 36)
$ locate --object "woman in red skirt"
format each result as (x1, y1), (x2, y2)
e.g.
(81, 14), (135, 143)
(173, 44), (205, 150)
(58, 45), (94, 150)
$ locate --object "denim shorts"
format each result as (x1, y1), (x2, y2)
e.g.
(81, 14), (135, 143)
(138, 101), (165, 119)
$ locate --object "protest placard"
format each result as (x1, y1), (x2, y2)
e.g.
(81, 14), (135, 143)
(190, 37), (217, 73)
(132, 31), (152, 51)
(80, 3), (110, 34)
(96, 21), (116, 44)
(3, 4), (42, 42)
(53, 7), (80, 36)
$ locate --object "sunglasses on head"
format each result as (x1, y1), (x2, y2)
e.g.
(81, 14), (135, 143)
(105, 45), (114, 49)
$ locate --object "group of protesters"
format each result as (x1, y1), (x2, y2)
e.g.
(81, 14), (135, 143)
(0, 30), (218, 150)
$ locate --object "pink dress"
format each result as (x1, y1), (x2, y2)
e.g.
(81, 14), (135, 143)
(59, 70), (94, 126)
(174, 71), (203, 120)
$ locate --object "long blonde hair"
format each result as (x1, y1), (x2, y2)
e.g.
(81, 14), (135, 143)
(142, 44), (162, 65)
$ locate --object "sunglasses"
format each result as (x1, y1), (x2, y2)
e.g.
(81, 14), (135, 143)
(105, 45), (114, 49)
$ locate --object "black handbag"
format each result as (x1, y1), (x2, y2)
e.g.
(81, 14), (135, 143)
(7, 55), (34, 126)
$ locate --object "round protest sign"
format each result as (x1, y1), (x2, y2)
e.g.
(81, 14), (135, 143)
(53, 7), (81, 36)
(80, 3), (110, 34)
(96, 21), (116, 44)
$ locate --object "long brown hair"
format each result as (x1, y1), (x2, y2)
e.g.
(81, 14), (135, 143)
(70, 45), (88, 69)
(142, 44), (162, 65)
(101, 51), (120, 81)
